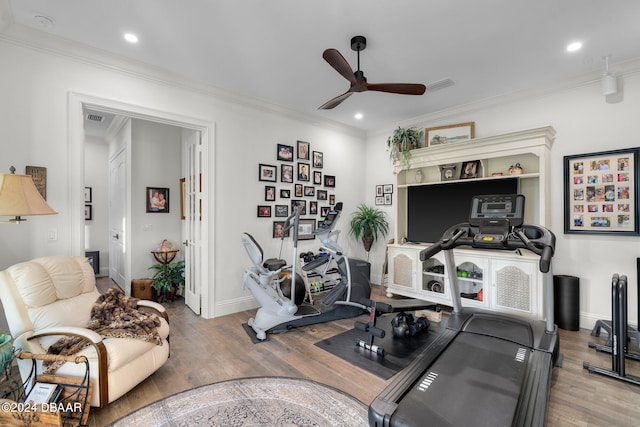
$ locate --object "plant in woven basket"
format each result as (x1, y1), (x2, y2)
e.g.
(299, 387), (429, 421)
(349, 204), (389, 259)
(387, 126), (424, 167)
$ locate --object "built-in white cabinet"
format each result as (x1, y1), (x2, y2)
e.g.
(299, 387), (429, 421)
(386, 126), (554, 320)
(387, 244), (543, 319)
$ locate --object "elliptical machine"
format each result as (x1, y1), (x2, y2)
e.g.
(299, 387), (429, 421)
(241, 203), (370, 340)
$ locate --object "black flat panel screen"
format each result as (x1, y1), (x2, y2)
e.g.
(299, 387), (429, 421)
(407, 178), (519, 243)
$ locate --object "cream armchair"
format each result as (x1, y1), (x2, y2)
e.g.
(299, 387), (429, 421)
(0, 256), (170, 407)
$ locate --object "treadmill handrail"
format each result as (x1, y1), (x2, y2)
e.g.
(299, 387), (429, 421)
(419, 222), (556, 273)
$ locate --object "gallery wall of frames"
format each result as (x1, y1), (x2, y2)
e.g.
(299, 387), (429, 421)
(257, 140), (337, 239)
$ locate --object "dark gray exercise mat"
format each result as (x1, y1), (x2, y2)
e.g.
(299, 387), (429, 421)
(315, 314), (444, 380)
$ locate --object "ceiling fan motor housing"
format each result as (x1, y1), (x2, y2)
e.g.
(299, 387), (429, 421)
(351, 35), (366, 51)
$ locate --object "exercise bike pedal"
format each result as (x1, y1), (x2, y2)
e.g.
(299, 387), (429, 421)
(320, 282), (347, 307)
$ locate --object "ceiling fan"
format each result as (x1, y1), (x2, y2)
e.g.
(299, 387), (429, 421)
(319, 36), (426, 109)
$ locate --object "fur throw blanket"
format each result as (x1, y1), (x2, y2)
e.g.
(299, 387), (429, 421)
(44, 287), (163, 373)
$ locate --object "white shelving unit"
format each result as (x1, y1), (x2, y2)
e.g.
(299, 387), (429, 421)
(386, 126), (555, 319)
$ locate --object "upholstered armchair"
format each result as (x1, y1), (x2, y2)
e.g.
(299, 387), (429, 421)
(0, 256), (170, 407)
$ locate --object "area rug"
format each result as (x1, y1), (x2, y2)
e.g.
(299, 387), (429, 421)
(109, 377), (368, 426)
(315, 313), (442, 380)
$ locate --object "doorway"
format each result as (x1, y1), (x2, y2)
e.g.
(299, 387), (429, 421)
(70, 92), (214, 318)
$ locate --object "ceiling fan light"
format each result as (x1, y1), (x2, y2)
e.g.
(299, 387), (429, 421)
(566, 41), (582, 52)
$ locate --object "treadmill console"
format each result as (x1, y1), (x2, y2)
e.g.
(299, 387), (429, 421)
(469, 194), (525, 248)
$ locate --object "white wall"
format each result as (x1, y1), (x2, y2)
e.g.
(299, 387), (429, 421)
(0, 30), (367, 320)
(84, 137), (109, 276)
(364, 64), (640, 329)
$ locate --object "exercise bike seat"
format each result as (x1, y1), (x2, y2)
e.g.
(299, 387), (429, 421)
(263, 258), (287, 271)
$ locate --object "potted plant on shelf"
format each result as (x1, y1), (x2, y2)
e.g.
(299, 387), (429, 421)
(387, 126), (424, 167)
(149, 260), (185, 303)
(349, 204), (389, 259)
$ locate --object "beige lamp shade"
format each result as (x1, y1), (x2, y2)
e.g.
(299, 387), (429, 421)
(0, 172), (58, 222)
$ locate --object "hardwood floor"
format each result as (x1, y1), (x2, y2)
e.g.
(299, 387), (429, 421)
(90, 279), (640, 426)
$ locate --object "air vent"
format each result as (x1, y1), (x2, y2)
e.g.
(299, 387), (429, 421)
(86, 114), (104, 123)
(426, 78), (455, 92)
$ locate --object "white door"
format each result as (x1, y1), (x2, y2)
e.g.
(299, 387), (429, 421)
(109, 147), (127, 289)
(183, 129), (203, 314)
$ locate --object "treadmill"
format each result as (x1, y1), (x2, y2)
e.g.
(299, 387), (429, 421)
(369, 194), (559, 427)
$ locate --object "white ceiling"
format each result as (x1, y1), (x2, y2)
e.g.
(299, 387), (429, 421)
(6, 0), (640, 131)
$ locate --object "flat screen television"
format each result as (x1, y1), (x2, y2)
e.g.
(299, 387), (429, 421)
(407, 177), (520, 243)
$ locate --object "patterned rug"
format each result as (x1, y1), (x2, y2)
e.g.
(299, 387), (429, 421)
(109, 377), (368, 426)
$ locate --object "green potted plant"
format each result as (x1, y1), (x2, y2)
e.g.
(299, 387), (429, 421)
(387, 126), (424, 167)
(149, 260), (185, 302)
(349, 204), (390, 259)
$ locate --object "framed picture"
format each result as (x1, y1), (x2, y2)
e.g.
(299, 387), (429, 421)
(291, 199), (306, 215)
(425, 122), (475, 147)
(280, 189), (291, 199)
(85, 251), (99, 275)
(312, 151), (323, 168)
(564, 148), (639, 235)
(84, 186), (92, 203)
(297, 140), (310, 160)
(273, 221), (290, 238)
(320, 206), (330, 217)
(383, 184), (393, 194)
(298, 218), (316, 240)
(258, 164), (277, 182)
(146, 187), (169, 212)
(275, 204), (289, 217)
(26, 166), (47, 199)
(324, 175), (335, 187)
(310, 201), (318, 215)
(384, 193), (393, 205)
(265, 185), (276, 201)
(440, 164), (457, 181)
(277, 144), (294, 161)
(313, 170), (322, 185)
(281, 164), (294, 183)
(257, 205), (271, 217)
(317, 189), (328, 200)
(295, 184), (303, 197)
(375, 196), (384, 205)
(376, 185), (383, 197)
(298, 162), (310, 181)
(84, 204), (93, 220)
(304, 186), (315, 197)
(460, 160), (481, 179)
(329, 194), (335, 205)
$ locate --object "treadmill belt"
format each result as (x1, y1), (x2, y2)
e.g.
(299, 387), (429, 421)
(392, 332), (530, 427)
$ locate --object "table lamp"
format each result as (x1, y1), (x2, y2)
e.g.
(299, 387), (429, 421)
(0, 166), (58, 224)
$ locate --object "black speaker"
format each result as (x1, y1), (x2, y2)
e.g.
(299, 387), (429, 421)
(553, 275), (580, 331)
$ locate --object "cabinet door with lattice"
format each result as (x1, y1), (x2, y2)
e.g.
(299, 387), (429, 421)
(490, 258), (540, 318)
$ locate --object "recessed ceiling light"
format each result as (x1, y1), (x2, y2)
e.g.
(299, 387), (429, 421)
(354, 113), (363, 120)
(566, 41), (582, 52)
(124, 33), (139, 43)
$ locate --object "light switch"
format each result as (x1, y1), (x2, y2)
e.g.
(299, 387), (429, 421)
(47, 228), (58, 241)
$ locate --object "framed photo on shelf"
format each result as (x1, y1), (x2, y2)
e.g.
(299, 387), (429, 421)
(257, 205), (271, 217)
(297, 140), (310, 160)
(564, 148), (639, 235)
(312, 151), (323, 168)
(258, 164), (277, 182)
(298, 218), (316, 240)
(277, 144), (294, 161)
(146, 187), (169, 212)
(440, 164), (457, 181)
(425, 122), (475, 147)
(460, 160), (481, 179)
(281, 164), (294, 183)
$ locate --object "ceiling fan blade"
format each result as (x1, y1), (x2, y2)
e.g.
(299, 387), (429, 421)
(318, 91), (353, 110)
(365, 82), (426, 95)
(323, 49), (357, 84)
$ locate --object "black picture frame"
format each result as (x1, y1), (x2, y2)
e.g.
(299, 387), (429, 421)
(309, 201), (318, 215)
(564, 148), (639, 235)
(383, 184), (393, 194)
(258, 164), (277, 182)
(280, 189), (291, 199)
(265, 186), (276, 201)
(304, 186), (315, 197)
(324, 175), (335, 187)
(298, 218), (316, 240)
(85, 204), (93, 220)
(291, 199), (306, 215)
(277, 144), (294, 161)
(85, 251), (99, 275)
(440, 164), (457, 181)
(275, 205), (289, 217)
(313, 170), (322, 185)
(298, 162), (310, 181)
(281, 164), (294, 183)
(257, 205), (271, 217)
(295, 184), (303, 197)
(312, 151), (323, 168)
(84, 187), (92, 203)
(317, 189), (327, 200)
(297, 140), (310, 160)
(146, 187), (169, 212)
(460, 160), (480, 179)
(273, 221), (290, 238)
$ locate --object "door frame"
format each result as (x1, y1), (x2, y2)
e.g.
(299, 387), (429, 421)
(68, 91), (215, 318)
